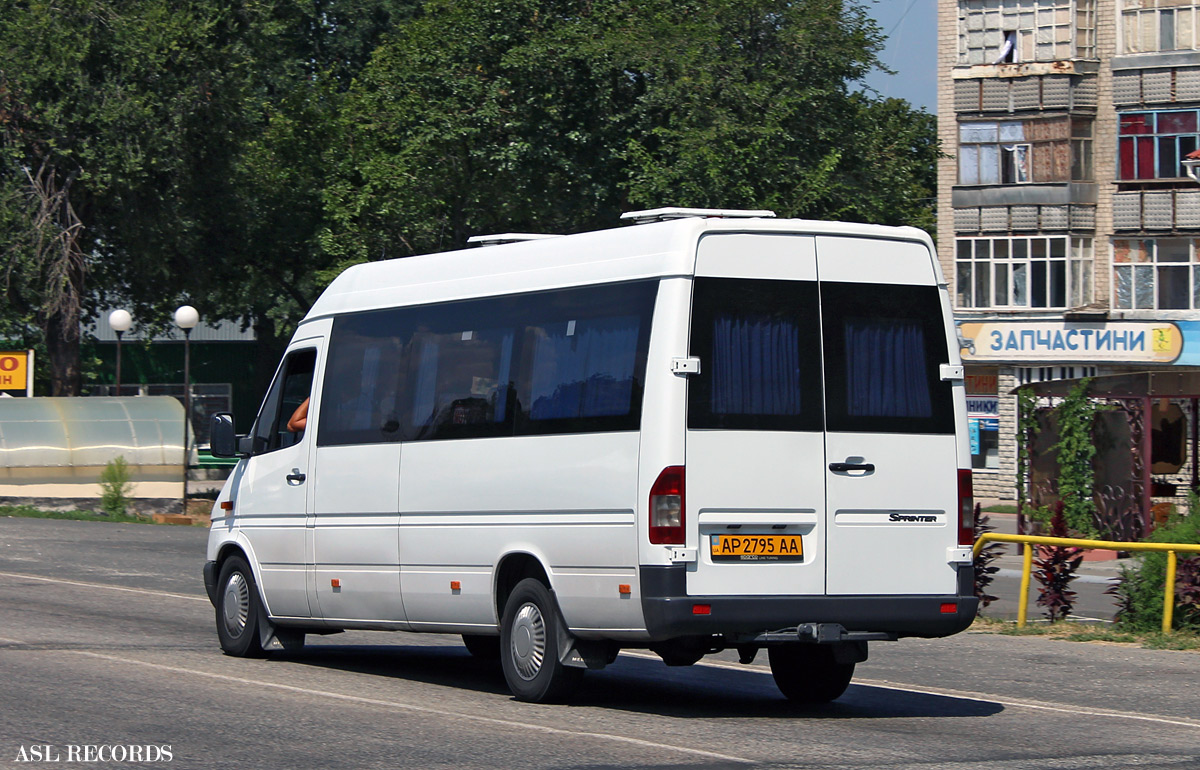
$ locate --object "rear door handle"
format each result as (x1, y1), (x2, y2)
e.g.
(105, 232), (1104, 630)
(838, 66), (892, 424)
(287, 468), (306, 485)
(829, 462), (875, 473)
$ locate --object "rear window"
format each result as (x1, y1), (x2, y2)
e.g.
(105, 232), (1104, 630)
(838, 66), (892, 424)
(821, 282), (954, 435)
(688, 277), (824, 432)
(688, 278), (954, 435)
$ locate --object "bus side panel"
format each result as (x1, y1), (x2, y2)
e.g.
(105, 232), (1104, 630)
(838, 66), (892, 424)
(397, 433), (641, 633)
(635, 277), (692, 573)
(310, 443), (405, 623)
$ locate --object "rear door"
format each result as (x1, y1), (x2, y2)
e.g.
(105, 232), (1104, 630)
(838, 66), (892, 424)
(817, 236), (959, 595)
(686, 234), (826, 597)
(685, 232), (959, 598)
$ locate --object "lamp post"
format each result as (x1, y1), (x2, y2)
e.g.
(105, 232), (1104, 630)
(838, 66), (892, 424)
(108, 309), (132, 396)
(174, 305), (199, 514)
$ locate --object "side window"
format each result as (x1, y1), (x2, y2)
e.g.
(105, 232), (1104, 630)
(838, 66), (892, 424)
(688, 277), (824, 432)
(318, 309), (406, 447)
(314, 280), (659, 444)
(253, 348), (317, 454)
(820, 282), (955, 435)
(514, 281), (657, 436)
(407, 322), (516, 441)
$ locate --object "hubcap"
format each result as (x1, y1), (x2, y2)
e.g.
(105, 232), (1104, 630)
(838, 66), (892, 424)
(222, 571), (250, 638)
(509, 602), (546, 681)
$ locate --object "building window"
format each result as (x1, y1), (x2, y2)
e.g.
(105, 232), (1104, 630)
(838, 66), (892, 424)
(959, 118), (1088, 185)
(1072, 118), (1094, 181)
(957, 236), (1093, 310)
(965, 369), (1000, 471)
(1122, 1), (1200, 53)
(1113, 238), (1200, 310)
(959, 0), (1095, 65)
(1119, 111), (1199, 180)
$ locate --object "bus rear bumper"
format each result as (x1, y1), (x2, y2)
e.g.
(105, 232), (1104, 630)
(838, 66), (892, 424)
(639, 565), (978, 641)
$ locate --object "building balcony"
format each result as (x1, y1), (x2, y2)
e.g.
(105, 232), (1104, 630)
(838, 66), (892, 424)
(1113, 190), (1200, 231)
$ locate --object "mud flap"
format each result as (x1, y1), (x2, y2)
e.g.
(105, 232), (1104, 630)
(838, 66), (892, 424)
(256, 603), (284, 651)
(552, 593), (618, 670)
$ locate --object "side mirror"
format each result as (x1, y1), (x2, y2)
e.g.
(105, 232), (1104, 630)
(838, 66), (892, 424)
(210, 413), (242, 458)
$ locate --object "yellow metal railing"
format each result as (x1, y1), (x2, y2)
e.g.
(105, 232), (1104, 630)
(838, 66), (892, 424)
(972, 533), (1200, 633)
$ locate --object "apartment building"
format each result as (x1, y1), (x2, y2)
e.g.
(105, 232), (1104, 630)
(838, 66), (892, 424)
(939, 0), (1200, 500)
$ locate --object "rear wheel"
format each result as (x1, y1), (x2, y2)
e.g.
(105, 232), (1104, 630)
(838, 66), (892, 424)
(499, 578), (583, 702)
(768, 645), (854, 703)
(216, 555), (265, 657)
(462, 634), (501, 661)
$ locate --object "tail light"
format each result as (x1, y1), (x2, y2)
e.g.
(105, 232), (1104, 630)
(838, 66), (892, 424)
(958, 469), (974, 546)
(649, 466), (685, 545)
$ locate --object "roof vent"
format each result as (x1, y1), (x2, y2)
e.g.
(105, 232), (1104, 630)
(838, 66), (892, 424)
(620, 207), (776, 225)
(467, 233), (563, 247)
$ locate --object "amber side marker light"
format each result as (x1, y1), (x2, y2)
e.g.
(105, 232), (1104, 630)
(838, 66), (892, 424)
(618, 584), (631, 595)
(220, 501), (233, 511)
(331, 579), (341, 589)
(450, 581), (461, 591)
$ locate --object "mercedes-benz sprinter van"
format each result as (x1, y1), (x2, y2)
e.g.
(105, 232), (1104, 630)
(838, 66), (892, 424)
(204, 208), (977, 703)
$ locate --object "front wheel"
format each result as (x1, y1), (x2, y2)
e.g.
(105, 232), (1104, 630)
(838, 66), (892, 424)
(215, 555), (266, 657)
(768, 645), (854, 703)
(499, 579), (583, 703)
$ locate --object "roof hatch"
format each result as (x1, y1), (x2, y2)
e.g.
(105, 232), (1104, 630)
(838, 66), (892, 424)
(466, 233), (563, 247)
(620, 207), (777, 225)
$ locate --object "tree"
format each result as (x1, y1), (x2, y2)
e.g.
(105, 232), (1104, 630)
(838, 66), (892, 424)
(323, 0), (938, 270)
(1, 0), (251, 393)
(3, 0), (939, 394)
(1, 1), (419, 395)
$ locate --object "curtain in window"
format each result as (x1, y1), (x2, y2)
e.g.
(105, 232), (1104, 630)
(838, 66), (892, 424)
(340, 345), (380, 430)
(529, 316), (639, 420)
(410, 339), (439, 427)
(494, 332), (514, 422)
(710, 315), (801, 416)
(844, 319), (932, 419)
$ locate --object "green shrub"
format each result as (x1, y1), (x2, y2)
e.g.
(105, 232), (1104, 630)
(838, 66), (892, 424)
(1109, 495), (1200, 633)
(99, 456), (135, 518)
(1033, 502), (1084, 622)
(973, 505), (1004, 613)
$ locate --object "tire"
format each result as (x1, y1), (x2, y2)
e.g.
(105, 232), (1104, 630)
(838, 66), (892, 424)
(499, 578), (584, 703)
(215, 555), (266, 657)
(462, 634), (501, 661)
(768, 644), (855, 703)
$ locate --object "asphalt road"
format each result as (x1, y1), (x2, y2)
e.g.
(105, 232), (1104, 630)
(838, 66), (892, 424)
(1, 516), (1198, 770)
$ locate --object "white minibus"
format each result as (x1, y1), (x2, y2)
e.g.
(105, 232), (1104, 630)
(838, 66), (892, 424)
(204, 208), (977, 703)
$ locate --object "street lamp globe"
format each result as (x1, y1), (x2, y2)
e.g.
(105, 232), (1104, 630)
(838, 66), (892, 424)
(174, 305), (199, 331)
(108, 309), (132, 333)
(109, 309), (133, 396)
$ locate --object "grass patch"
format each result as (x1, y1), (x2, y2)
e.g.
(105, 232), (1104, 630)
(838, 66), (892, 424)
(1062, 628), (1142, 644)
(1, 504), (150, 525)
(970, 616), (1200, 650)
(982, 504), (1019, 514)
(1143, 633), (1200, 651)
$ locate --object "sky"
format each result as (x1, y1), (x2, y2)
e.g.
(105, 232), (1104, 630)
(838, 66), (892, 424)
(862, 0), (938, 113)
